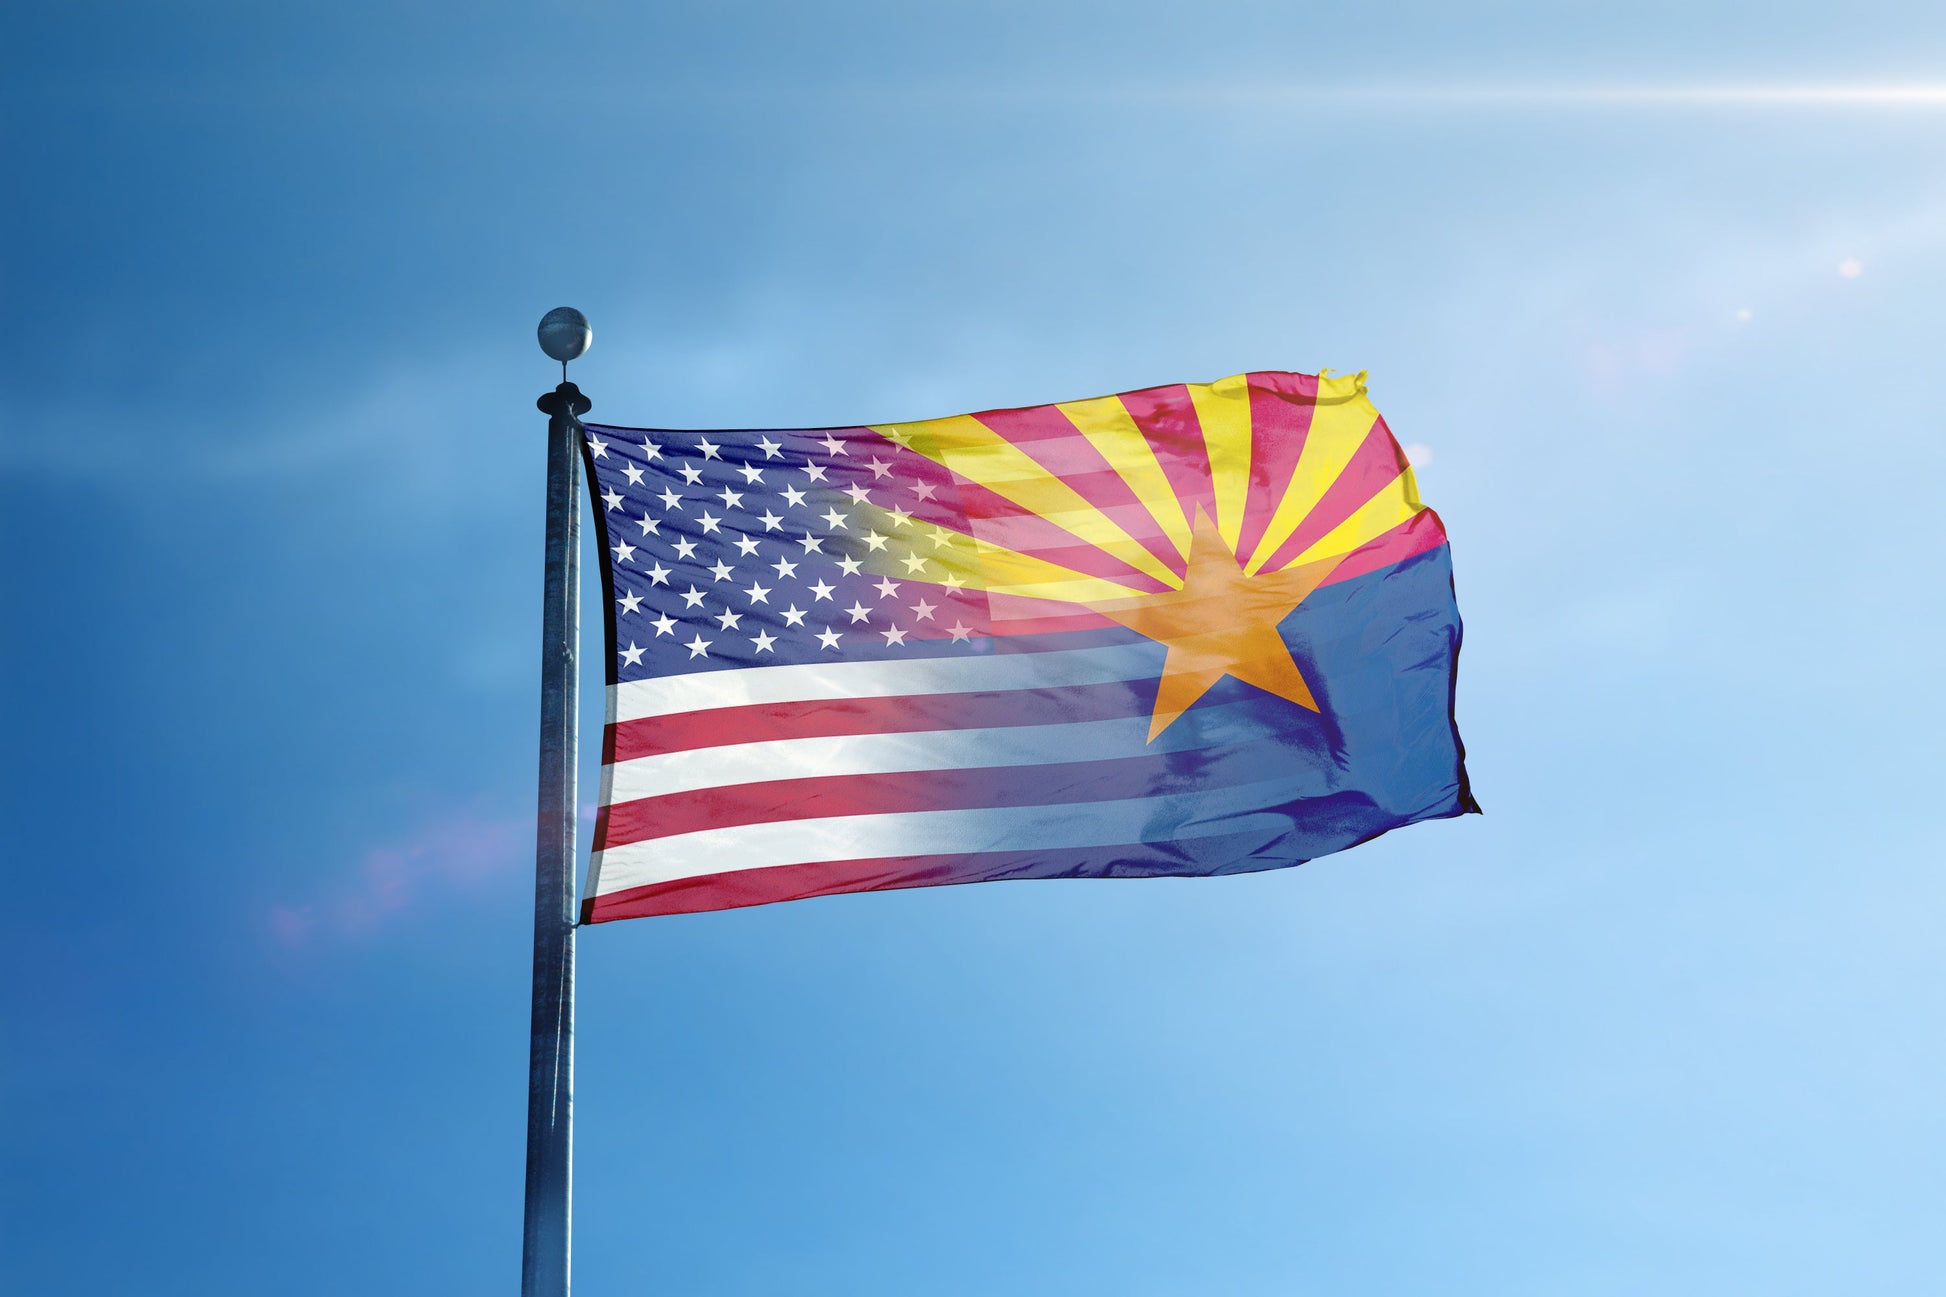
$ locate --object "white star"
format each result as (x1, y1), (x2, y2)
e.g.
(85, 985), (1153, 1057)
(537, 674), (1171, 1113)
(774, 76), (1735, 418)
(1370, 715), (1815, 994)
(842, 483), (872, 504)
(835, 556), (863, 576)
(802, 463), (828, 483)
(821, 506), (849, 530)
(947, 621), (973, 642)
(714, 608), (742, 630)
(715, 487), (744, 510)
(845, 601), (872, 624)
(611, 539), (636, 563)
(733, 535), (760, 556)
(696, 511), (722, 535)
(912, 481), (937, 502)
(756, 436), (783, 460)
(873, 576), (900, 600)
(635, 514), (659, 536)
(881, 625), (907, 645)
(743, 581), (771, 605)
(678, 463), (704, 485)
(651, 612), (677, 636)
(807, 579), (835, 601)
(780, 604), (808, 627)
(819, 434), (846, 456)
(930, 526), (954, 548)
(758, 510), (784, 532)
(887, 506), (912, 528)
(622, 463), (645, 486)
(617, 590), (643, 614)
(585, 435), (608, 459)
(862, 532), (889, 552)
(672, 537), (698, 560)
(620, 641), (647, 667)
(899, 552), (928, 574)
(708, 559), (735, 582)
(646, 562), (671, 585)
(771, 556), (799, 579)
(697, 437), (721, 460)
(797, 534), (824, 553)
(867, 457), (891, 479)
(750, 630), (777, 654)
(816, 628), (842, 650)
(941, 571), (964, 591)
(737, 464), (764, 485)
(657, 487), (683, 511)
(910, 598), (937, 621)
(640, 439), (662, 461)
(602, 489), (624, 511)
(680, 585), (707, 608)
(779, 484), (807, 508)
(684, 634), (711, 658)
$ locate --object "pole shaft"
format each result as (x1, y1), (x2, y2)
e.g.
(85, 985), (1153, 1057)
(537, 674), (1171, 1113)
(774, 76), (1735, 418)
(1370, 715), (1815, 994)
(523, 382), (587, 1297)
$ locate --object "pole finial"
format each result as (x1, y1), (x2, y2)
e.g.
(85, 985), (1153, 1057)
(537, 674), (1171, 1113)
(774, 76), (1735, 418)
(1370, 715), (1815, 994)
(537, 307), (592, 368)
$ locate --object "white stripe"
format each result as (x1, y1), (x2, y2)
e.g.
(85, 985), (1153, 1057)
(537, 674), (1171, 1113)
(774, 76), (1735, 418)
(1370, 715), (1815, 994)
(588, 784), (1291, 894)
(607, 715), (1157, 801)
(611, 641), (1163, 722)
(587, 657), (624, 905)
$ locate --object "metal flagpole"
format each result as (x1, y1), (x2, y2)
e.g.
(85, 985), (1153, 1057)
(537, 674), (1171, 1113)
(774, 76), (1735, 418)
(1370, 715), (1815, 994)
(524, 307), (592, 1297)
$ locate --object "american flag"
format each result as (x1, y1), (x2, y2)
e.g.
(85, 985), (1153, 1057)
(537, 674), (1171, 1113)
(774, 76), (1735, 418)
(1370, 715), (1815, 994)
(579, 372), (1476, 920)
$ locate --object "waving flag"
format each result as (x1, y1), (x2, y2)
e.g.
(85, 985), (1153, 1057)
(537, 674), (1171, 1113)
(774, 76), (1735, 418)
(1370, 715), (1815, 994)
(577, 370), (1476, 921)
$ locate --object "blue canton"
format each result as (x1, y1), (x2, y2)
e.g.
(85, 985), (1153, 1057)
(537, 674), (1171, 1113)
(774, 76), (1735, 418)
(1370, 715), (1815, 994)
(582, 425), (984, 681)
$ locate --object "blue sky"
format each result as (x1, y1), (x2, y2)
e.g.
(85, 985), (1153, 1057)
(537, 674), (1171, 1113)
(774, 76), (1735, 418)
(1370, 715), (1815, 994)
(5, 3), (1945, 1293)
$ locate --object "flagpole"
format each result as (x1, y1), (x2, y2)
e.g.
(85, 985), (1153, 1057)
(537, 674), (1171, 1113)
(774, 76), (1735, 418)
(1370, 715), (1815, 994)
(524, 307), (592, 1297)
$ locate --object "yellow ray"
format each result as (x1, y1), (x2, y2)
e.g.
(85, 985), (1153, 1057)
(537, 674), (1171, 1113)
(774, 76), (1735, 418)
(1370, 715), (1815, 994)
(1242, 371), (1376, 575)
(1283, 466), (1425, 568)
(937, 486), (1191, 570)
(1186, 374), (1254, 553)
(874, 415), (1180, 586)
(851, 504), (1161, 605)
(954, 543), (1155, 603)
(1053, 395), (1195, 559)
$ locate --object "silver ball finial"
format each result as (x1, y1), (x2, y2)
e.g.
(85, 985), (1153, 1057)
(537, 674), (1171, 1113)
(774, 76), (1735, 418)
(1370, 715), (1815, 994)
(538, 307), (592, 365)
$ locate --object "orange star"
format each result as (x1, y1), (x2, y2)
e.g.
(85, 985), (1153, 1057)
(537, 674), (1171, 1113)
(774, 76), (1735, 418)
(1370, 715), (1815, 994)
(1094, 510), (1342, 741)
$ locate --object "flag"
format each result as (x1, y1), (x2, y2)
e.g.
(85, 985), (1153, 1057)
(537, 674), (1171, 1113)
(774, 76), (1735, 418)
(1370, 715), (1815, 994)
(577, 370), (1476, 921)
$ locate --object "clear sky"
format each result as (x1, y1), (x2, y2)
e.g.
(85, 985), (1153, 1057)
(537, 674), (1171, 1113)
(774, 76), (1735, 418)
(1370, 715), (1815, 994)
(4, 3), (1944, 1294)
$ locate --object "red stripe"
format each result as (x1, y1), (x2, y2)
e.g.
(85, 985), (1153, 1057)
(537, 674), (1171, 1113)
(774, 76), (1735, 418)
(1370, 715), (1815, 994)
(986, 611), (1120, 635)
(1318, 508), (1448, 587)
(597, 749), (1177, 850)
(583, 854), (991, 921)
(949, 475), (1167, 588)
(605, 678), (1150, 762)
(1236, 372), (1319, 567)
(991, 538), (1172, 591)
(983, 595), (1119, 634)
(972, 406), (1187, 573)
(972, 464), (1183, 536)
(1118, 384), (1216, 531)
(1251, 416), (1401, 574)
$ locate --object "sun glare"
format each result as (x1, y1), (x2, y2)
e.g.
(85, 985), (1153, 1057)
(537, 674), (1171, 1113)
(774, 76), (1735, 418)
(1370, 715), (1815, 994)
(1253, 83), (1946, 107)
(1560, 85), (1946, 105)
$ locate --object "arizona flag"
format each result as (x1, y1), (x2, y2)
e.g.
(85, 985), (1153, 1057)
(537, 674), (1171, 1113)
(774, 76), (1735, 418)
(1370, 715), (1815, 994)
(578, 370), (1477, 921)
